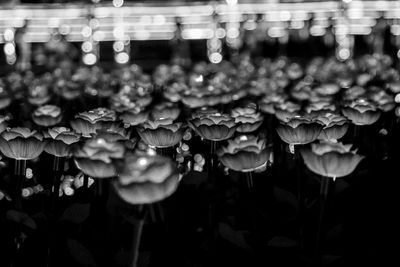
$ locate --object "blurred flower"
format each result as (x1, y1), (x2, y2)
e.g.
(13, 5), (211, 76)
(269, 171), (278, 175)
(32, 105), (62, 127)
(189, 109), (238, 141)
(218, 135), (272, 172)
(342, 99), (381, 125)
(150, 102), (180, 121)
(114, 153), (179, 204)
(70, 108), (118, 137)
(0, 115), (10, 134)
(137, 118), (185, 148)
(27, 81), (51, 106)
(314, 113), (349, 141)
(74, 136), (125, 178)
(0, 127), (46, 160)
(301, 141), (364, 178)
(120, 110), (149, 127)
(44, 127), (80, 157)
(110, 83), (153, 112)
(0, 80), (11, 110)
(231, 104), (264, 133)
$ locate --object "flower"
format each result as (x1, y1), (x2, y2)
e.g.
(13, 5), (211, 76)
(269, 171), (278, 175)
(110, 83), (153, 113)
(113, 153), (179, 204)
(27, 81), (51, 105)
(95, 124), (130, 142)
(301, 141), (364, 178)
(150, 102), (181, 121)
(120, 110), (149, 127)
(314, 113), (349, 141)
(0, 80), (11, 110)
(189, 109), (238, 141)
(218, 135), (272, 172)
(137, 119), (185, 148)
(70, 108), (118, 137)
(44, 127), (80, 157)
(0, 115), (10, 134)
(0, 127), (46, 160)
(342, 99), (381, 125)
(74, 137), (125, 178)
(32, 105), (62, 127)
(276, 116), (323, 145)
(231, 104), (264, 133)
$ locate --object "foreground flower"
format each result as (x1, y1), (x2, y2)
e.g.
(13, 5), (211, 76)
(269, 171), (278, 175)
(74, 137), (125, 178)
(137, 119), (185, 148)
(342, 99), (381, 125)
(231, 104), (264, 133)
(0, 115), (10, 133)
(314, 113), (349, 141)
(114, 153), (179, 204)
(44, 127), (80, 157)
(301, 141), (364, 179)
(189, 109), (238, 141)
(276, 116), (323, 148)
(70, 108), (117, 137)
(32, 105), (62, 127)
(218, 135), (272, 172)
(0, 127), (46, 160)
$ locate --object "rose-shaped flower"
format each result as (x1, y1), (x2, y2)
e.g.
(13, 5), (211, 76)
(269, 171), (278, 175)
(54, 78), (83, 100)
(95, 124), (130, 142)
(189, 109), (238, 141)
(314, 113), (349, 141)
(274, 101), (302, 122)
(218, 135), (272, 172)
(137, 118), (185, 148)
(369, 90), (395, 112)
(301, 141), (364, 179)
(27, 82), (51, 105)
(70, 108), (118, 137)
(74, 136), (125, 178)
(0, 127), (46, 160)
(231, 104), (264, 133)
(259, 93), (287, 115)
(120, 110), (149, 127)
(276, 116), (323, 147)
(0, 115), (10, 134)
(110, 83), (153, 113)
(44, 127), (80, 157)
(342, 99), (381, 126)
(114, 153), (179, 204)
(314, 83), (340, 96)
(32, 105), (62, 127)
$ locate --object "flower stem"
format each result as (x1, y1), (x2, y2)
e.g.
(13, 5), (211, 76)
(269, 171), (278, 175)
(244, 171), (254, 190)
(13, 160), (27, 210)
(315, 176), (331, 256)
(130, 205), (146, 267)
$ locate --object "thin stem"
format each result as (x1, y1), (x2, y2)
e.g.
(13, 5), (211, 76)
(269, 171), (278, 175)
(14, 160), (27, 210)
(315, 176), (331, 255)
(245, 172), (254, 190)
(130, 205), (146, 267)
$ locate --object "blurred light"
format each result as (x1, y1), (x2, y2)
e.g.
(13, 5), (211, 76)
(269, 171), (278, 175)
(153, 15), (166, 26)
(226, 27), (240, 39)
(343, 0), (352, 4)
(226, 0), (238, 5)
(93, 31), (105, 41)
(115, 52), (130, 64)
(83, 53), (97, 65)
(338, 48), (350, 60)
(48, 18), (60, 28)
(215, 28), (226, 39)
(243, 21), (257, 31)
(182, 28), (213, 39)
(291, 20), (305, 30)
(391, 25), (400, 35)
(268, 27), (286, 38)
(113, 0), (124, 8)
(134, 30), (151, 40)
(397, 49), (400, 58)
(59, 24), (71, 35)
(81, 26), (92, 38)
(113, 40), (124, 52)
(310, 25), (326, 36)
(209, 52), (222, 64)
(4, 43), (15, 55)
(81, 41), (93, 52)
(113, 26), (124, 39)
(7, 55), (16, 65)
(138, 157), (148, 166)
(4, 29), (14, 42)
(89, 19), (100, 30)
(279, 11), (291, 21)
(208, 38), (221, 49)
(140, 15), (152, 25)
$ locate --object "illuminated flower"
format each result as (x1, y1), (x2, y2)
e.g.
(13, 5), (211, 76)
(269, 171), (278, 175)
(114, 153), (179, 204)
(150, 102), (180, 121)
(231, 104), (264, 133)
(342, 99), (381, 125)
(315, 83), (340, 96)
(95, 124), (130, 142)
(110, 83), (153, 112)
(27, 82), (51, 105)
(44, 127), (80, 157)
(276, 116), (323, 146)
(74, 137), (125, 178)
(218, 135), (272, 172)
(314, 113), (349, 141)
(274, 102), (302, 122)
(137, 119), (185, 148)
(32, 105), (62, 127)
(189, 109), (238, 141)
(370, 90), (395, 112)
(259, 93), (287, 115)
(70, 108), (117, 137)
(0, 127), (46, 160)
(301, 141), (364, 178)
(54, 79), (82, 100)
(120, 110), (149, 127)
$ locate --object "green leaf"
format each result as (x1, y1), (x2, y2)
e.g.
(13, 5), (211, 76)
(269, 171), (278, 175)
(6, 210), (37, 230)
(67, 238), (96, 266)
(61, 203), (90, 224)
